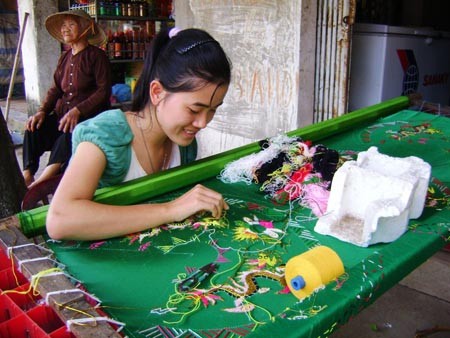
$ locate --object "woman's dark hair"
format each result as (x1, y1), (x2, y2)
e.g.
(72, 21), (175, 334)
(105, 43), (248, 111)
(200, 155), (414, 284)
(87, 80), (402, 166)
(131, 28), (232, 112)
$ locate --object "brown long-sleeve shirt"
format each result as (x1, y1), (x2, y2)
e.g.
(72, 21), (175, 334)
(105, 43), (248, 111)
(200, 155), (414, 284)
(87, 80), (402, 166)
(41, 44), (111, 121)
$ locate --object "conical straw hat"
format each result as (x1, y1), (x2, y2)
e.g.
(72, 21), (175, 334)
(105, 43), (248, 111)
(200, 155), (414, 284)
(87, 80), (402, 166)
(45, 9), (106, 46)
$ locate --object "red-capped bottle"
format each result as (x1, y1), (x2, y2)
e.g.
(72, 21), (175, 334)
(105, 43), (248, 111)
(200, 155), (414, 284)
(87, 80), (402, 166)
(113, 31), (122, 59)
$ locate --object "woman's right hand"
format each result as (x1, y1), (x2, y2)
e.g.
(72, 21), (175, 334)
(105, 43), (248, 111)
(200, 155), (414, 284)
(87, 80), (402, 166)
(26, 110), (46, 132)
(168, 184), (229, 222)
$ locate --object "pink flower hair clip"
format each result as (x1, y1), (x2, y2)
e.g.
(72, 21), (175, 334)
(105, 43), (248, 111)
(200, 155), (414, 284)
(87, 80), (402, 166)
(169, 27), (182, 39)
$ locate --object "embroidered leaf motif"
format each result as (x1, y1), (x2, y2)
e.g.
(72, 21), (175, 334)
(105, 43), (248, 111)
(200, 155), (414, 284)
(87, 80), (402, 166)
(157, 245), (174, 254)
(172, 237), (186, 245)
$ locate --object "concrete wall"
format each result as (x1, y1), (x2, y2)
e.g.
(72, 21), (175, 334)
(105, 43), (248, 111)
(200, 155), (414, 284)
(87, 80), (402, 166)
(18, 0), (59, 116)
(174, 0), (316, 158)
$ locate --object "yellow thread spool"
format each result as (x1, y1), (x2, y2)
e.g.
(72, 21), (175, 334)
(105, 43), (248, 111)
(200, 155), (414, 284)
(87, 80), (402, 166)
(285, 246), (344, 300)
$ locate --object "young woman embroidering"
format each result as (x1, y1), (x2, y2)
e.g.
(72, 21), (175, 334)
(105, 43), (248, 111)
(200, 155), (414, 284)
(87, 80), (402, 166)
(46, 28), (231, 241)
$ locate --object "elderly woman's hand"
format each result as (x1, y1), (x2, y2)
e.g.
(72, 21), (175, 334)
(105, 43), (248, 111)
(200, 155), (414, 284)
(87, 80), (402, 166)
(26, 110), (46, 132)
(58, 107), (81, 133)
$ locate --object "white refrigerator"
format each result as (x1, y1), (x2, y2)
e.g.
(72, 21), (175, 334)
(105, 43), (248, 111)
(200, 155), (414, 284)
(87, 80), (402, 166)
(348, 23), (450, 111)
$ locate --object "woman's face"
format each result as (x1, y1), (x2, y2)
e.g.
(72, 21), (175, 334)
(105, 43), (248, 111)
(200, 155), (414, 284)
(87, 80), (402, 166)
(156, 82), (229, 146)
(60, 17), (80, 44)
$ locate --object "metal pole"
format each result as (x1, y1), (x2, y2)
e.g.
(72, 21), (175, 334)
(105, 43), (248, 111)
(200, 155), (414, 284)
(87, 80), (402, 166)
(4, 12), (29, 123)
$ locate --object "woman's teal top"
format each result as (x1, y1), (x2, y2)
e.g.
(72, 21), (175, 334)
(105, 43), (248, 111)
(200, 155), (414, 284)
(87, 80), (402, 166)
(72, 109), (197, 188)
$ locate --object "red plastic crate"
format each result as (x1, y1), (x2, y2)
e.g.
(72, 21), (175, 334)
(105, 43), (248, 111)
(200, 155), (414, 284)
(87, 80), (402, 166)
(0, 313), (48, 338)
(5, 283), (41, 312)
(0, 294), (23, 324)
(0, 252), (11, 272)
(0, 268), (28, 291)
(27, 306), (64, 334)
(1, 295), (74, 337)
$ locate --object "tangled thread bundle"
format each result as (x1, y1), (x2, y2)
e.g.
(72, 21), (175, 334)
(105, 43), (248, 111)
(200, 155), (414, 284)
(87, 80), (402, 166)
(219, 135), (340, 216)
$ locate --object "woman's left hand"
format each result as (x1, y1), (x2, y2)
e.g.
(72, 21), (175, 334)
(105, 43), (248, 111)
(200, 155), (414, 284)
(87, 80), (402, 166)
(168, 184), (229, 222)
(59, 107), (81, 133)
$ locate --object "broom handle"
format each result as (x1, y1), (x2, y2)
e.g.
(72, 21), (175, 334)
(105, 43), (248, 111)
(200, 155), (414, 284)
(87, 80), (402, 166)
(4, 12), (29, 123)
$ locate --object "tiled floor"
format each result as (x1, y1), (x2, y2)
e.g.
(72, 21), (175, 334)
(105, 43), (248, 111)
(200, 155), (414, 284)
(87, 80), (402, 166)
(2, 97), (450, 338)
(331, 251), (450, 338)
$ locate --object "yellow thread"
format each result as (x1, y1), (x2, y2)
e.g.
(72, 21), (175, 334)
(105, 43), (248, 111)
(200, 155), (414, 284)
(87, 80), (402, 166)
(209, 253), (244, 288)
(31, 268), (63, 296)
(163, 278), (202, 324)
(285, 246), (344, 300)
(1, 267), (62, 296)
(163, 296), (201, 325)
(54, 300), (98, 327)
(165, 272), (189, 307)
(10, 254), (21, 289)
(243, 299), (274, 324)
(251, 323), (259, 331)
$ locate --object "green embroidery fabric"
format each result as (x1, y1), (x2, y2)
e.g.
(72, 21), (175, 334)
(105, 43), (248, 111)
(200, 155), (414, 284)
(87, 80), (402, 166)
(47, 110), (450, 338)
(17, 96), (410, 237)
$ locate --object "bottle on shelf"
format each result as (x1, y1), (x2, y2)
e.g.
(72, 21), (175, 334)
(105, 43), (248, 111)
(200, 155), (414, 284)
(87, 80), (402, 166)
(138, 29), (145, 59)
(103, 0), (113, 16)
(98, 1), (106, 16)
(154, 0), (171, 18)
(125, 28), (134, 59)
(132, 28), (140, 60)
(83, 0), (173, 19)
(72, 0), (171, 62)
(146, 21), (155, 38)
(113, 31), (123, 59)
(139, 1), (148, 17)
(145, 0), (154, 17)
(107, 29), (115, 59)
(114, 1), (122, 16)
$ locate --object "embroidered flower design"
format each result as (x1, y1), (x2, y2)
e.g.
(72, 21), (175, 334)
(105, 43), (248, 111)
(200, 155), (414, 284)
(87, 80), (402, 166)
(233, 225), (259, 241)
(187, 290), (222, 307)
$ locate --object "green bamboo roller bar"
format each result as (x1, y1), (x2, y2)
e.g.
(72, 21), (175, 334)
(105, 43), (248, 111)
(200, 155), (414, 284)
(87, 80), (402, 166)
(17, 96), (410, 237)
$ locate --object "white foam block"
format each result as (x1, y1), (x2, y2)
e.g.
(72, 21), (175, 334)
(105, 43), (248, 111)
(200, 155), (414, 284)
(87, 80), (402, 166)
(314, 147), (431, 247)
